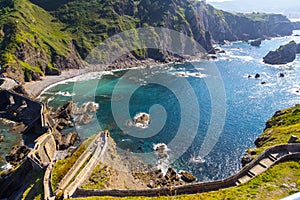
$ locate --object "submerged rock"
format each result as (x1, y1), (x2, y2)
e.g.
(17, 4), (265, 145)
(263, 41), (297, 64)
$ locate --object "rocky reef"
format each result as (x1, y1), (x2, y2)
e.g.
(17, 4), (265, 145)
(263, 41), (299, 64)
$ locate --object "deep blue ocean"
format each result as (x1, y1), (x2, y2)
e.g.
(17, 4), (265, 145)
(36, 31), (300, 181)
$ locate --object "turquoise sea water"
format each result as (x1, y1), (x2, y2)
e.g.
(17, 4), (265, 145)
(0, 121), (21, 171)
(39, 31), (300, 181)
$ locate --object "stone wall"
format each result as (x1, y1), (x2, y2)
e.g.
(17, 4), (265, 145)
(0, 90), (43, 125)
(74, 144), (300, 198)
(0, 90), (47, 146)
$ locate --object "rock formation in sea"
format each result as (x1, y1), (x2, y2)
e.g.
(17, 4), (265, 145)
(263, 41), (298, 64)
(250, 38), (263, 47)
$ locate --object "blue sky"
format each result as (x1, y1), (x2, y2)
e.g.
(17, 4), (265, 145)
(206, 0), (300, 18)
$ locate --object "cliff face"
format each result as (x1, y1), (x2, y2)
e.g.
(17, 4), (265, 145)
(0, 0), (85, 83)
(0, 0), (295, 82)
(198, 3), (293, 42)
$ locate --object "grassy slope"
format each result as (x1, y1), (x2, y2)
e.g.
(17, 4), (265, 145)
(253, 104), (300, 155)
(51, 135), (96, 191)
(0, 0), (72, 81)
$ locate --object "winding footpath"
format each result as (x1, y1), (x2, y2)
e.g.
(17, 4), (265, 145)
(74, 143), (300, 198)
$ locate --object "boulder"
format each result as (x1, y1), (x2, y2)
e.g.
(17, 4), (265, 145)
(288, 135), (299, 143)
(5, 145), (30, 166)
(75, 113), (93, 125)
(263, 41), (297, 64)
(255, 73), (260, 79)
(180, 171), (196, 183)
(250, 38), (263, 47)
(60, 131), (78, 150)
(165, 168), (179, 182)
(279, 73), (285, 78)
(56, 101), (77, 120)
(147, 180), (156, 188)
(241, 154), (254, 166)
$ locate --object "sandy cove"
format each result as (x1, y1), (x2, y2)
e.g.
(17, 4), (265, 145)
(23, 68), (90, 98)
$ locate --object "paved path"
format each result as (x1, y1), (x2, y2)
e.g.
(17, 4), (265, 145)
(64, 132), (108, 199)
(55, 133), (102, 195)
(236, 145), (299, 184)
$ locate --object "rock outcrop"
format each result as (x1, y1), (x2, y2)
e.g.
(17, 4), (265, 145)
(250, 38), (263, 47)
(5, 145), (30, 166)
(180, 171), (197, 183)
(263, 41), (298, 64)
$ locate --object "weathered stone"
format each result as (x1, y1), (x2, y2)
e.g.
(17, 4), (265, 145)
(288, 135), (299, 143)
(180, 171), (196, 183)
(5, 145), (30, 166)
(279, 73), (285, 78)
(250, 38), (263, 47)
(241, 154), (254, 166)
(147, 180), (156, 188)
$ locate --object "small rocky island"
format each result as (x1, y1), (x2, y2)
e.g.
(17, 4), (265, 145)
(263, 40), (300, 64)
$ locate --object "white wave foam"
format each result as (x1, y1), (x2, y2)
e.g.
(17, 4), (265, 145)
(153, 143), (170, 174)
(127, 112), (151, 129)
(38, 71), (114, 98)
(172, 71), (207, 78)
(55, 91), (75, 97)
(189, 155), (206, 164)
(1, 163), (12, 170)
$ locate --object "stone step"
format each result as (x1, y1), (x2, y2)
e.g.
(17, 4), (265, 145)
(268, 154), (277, 161)
(250, 164), (268, 176)
(238, 175), (252, 184)
(259, 157), (274, 168)
(247, 170), (255, 177)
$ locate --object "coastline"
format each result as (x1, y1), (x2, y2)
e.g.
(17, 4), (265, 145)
(24, 68), (89, 99)
(23, 58), (184, 99)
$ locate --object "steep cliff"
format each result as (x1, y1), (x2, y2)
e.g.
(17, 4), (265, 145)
(0, 0), (84, 83)
(0, 0), (295, 82)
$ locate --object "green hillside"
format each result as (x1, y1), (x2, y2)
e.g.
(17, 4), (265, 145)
(0, 0), (76, 82)
(0, 0), (294, 83)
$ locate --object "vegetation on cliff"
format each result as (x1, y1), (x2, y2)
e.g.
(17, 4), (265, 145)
(0, 0), (82, 83)
(0, 0), (295, 82)
(253, 104), (300, 154)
